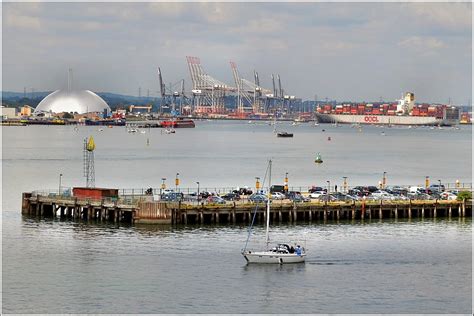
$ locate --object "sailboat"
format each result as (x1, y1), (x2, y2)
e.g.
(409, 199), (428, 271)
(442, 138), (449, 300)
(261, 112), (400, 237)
(241, 160), (306, 264)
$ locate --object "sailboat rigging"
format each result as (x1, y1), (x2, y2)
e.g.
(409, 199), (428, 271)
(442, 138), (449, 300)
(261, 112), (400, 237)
(241, 160), (306, 264)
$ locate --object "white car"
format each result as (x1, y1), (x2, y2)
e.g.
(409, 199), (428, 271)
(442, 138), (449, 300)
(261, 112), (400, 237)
(408, 186), (424, 193)
(309, 191), (326, 199)
(440, 192), (457, 201)
(271, 192), (285, 200)
(371, 190), (394, 200)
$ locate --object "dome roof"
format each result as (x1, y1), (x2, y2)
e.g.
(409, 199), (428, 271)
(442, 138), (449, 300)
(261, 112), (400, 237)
(34, 90), (110, 114)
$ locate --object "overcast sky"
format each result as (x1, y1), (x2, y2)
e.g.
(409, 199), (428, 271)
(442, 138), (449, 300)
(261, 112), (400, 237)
(2, 2), (472, 104)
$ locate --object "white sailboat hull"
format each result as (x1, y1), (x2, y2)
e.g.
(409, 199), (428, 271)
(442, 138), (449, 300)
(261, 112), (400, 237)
(242, 251), (306, 264)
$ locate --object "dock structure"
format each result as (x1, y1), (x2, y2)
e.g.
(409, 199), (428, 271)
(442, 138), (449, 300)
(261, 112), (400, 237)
(22, 191), (472, 225)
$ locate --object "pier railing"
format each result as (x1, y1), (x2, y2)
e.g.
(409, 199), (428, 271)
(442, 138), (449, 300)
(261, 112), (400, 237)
(32, 182), (473, 206)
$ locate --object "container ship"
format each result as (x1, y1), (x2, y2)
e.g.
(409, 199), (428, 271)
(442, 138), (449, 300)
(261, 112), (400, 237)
(315, 92), (460, 126)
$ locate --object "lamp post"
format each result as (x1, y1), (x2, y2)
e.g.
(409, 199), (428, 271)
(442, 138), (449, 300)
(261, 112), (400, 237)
(284, 172), (289, 193)
(175, 173), (180, 193)
(255, 177), (260, 193)
(343, 176), (347, 193)
(161, 178), (166, 195)
(438, 179), (441, 193)
(425, 176), (430, 194)
(59, 173), (63, 195)
(382, 172), (387, 189)
(326, 180), (330, 202)
(196, 181), (200, 202)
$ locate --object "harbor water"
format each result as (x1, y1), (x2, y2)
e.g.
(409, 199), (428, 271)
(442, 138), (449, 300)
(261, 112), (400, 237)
(2, 121), (472, 313)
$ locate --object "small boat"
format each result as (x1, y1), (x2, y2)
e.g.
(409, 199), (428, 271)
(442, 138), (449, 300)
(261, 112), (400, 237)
(127, 128), (138, 133)
(314, 153), (323, 164)
(165, 128), (176, 134)
(277, 132), (293, 138)
(241, 160), (306, 264)
(314, 122), (319, 127)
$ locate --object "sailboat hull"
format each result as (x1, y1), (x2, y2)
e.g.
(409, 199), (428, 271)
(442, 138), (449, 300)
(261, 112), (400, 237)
(242, 251), (306, 264)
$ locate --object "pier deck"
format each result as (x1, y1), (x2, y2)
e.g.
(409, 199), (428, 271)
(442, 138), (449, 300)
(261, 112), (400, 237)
(22, 192), (471, 225)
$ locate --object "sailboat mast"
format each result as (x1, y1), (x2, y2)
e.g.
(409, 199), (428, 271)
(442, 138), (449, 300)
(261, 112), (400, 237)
(265, 159), (272, 249)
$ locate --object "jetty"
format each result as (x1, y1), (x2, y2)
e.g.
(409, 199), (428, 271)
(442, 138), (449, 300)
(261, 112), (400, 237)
(21, 188), (472, 225)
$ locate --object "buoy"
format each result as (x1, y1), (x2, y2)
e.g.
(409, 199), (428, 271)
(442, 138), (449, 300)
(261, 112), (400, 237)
(327, 136), (331, 141)
(86, 136), (96, 152)
(314, 153), (323, 164)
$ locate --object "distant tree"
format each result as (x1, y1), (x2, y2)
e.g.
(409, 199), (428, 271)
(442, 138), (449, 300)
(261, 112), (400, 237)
(457, 191), (472, 200)
(62, 112), (74, 119)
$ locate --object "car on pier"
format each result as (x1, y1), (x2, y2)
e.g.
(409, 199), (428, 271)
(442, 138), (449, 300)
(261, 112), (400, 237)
(206, 196), (226, 204)
(221, 192), (241, 201)
(271, 192), (286, 200)
(160, 192), (184, 201)
(249, 193), (268, 203)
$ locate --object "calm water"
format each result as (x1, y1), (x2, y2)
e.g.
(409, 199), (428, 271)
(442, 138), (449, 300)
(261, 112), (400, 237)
(2, 121), (472, 313)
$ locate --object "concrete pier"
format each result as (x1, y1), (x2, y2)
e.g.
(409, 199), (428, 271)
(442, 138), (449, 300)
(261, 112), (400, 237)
(22, 192), (471, 225)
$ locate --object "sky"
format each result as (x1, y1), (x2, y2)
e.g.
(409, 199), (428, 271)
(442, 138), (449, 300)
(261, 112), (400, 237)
(2, 2), (472, 104)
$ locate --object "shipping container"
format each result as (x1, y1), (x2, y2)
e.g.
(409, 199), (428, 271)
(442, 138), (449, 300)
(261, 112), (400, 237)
(73, 187), (119, 200)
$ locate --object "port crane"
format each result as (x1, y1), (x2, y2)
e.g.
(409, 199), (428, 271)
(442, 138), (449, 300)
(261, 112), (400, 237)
(229, 61), (271, 114)
(158, 67), (189, 116)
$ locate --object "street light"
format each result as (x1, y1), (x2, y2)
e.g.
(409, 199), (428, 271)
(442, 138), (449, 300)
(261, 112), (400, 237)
(343, 176), (348, 193)
(425, 176), (430, 194)
(196, 181), (200, 202)
(382, 172), (387, 189)
(284, 172), (289, 193)
(59, 173), (63, 195)
(326, 180), (330, 202)
(438, 179), (441, 193)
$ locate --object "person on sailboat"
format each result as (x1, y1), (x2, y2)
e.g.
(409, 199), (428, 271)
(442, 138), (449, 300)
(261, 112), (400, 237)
(295, 245), (302, 256)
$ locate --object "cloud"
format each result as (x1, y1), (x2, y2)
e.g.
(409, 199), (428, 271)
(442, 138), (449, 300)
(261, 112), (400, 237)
(398, 36), (447, 50)
(407, 3), (471, 33)
(5, 12), (41, 29)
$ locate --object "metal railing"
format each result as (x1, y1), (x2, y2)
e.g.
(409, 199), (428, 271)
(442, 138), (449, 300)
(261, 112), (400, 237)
(30, 183), (472, 206)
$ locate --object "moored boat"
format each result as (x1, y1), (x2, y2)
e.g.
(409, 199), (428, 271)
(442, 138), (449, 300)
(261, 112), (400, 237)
(160, 118), (195, 128)
(277, 132), (293, 138)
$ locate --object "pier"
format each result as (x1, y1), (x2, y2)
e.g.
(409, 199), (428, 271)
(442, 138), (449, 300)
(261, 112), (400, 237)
(22, 191), (472, 225)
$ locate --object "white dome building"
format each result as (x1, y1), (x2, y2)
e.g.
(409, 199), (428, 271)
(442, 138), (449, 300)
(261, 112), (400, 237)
(34, 89), (111, 115)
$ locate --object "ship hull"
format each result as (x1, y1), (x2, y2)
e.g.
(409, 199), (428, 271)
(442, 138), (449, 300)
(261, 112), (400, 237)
(315, 114), (454, 126)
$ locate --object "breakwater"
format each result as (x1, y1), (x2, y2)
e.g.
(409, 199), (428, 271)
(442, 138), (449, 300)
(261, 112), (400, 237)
(22, 192), (471, 225)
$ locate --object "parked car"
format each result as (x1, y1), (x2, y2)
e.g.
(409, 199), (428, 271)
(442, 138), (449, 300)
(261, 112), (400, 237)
(206, 196), (226, 204)
(270, 185), (286, 194)
(309, 186), (326, 193)
(291, 195), (310, 202)
(221, 192), (241, 201)
(309, 191), (326, 199)
(271, 192), (286, 200)
(249, 193), (268, 203)
(331, 192), (358, 201)
(161, 192), (184, 201)
(199, 191), (212, 199)
(233, 187), (253, 195)
(409, 186), (425, 193)
(439, 191), (457, 200)
(370, 190), (394, 200)
(429, 184), (446, 192)
(286, 191), (302, 199)
(162, 189), (174, 195)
